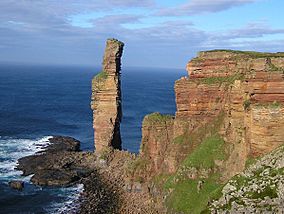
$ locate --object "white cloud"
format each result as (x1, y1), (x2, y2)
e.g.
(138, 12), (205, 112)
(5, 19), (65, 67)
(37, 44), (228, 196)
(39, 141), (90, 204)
(157, 0), (258, 16)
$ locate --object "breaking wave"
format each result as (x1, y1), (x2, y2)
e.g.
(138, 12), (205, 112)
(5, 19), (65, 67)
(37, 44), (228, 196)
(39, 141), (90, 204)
(0, 136), (84, 213)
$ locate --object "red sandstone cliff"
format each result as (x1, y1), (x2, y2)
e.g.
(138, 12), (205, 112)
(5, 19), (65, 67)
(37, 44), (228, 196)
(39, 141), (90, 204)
(87, 48), (284, 213)
(140, 50), (284, 179)
(91, 39), (124, 152)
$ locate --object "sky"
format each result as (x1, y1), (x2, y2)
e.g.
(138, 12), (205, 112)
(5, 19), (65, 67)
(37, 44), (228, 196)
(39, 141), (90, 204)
(0, 0), (283, 69)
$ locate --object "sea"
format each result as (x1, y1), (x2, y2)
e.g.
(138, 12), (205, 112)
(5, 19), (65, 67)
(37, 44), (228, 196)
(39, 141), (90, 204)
(0, 64), (184, 213)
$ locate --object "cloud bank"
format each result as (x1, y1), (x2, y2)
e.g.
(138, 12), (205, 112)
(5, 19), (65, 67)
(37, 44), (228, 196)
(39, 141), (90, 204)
(0, 0), (283, 68)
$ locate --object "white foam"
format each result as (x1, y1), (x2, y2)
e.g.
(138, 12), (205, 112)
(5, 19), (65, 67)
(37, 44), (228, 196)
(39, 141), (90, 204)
(0, 136), (84, 213)
(45, 184), (84, 214)
(0, 136), (52, 180)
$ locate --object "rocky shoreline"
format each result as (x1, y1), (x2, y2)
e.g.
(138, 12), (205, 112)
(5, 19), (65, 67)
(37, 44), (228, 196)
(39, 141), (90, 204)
(16, 136), (94, 187)
(14, 136), (161, 214)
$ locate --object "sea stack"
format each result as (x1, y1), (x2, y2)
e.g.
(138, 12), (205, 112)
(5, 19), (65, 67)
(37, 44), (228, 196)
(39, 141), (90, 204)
(91, 39), (124, 152)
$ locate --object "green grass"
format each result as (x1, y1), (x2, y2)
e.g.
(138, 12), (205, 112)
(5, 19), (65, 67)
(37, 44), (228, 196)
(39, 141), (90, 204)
(255, 101), (282, 109)
(198, 73), (244, 86)
(245, 157), (258, 168)
(163, 134), (227, 213)
(268, 62), (284, 72)
(243, 99), (251, 110)
(165, 176), (224, 214)
(201, 50), (284, 58)
(172, 135), (186, 144)
(94, 71), (108, 81)
(172, 112), (225, 149)
(182, 135), (226, 169)
(145, 112), (226, 214)
(248, 186), (278, 200)
(98, 147), (112, 160)
(151, 174), (171, 189)
(143, 112), (174, 126)
(232, 174), (249, 189)
(270, 101), (282, 108)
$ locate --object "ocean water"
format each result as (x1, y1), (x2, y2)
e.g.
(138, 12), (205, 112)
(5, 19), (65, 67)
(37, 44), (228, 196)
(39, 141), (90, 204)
(0, 64), (184, 213)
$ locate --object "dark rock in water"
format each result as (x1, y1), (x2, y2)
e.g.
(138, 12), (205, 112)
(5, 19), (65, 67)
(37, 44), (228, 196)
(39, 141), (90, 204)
(9, 180), (24, 191)
(16, 136), (93, 187)
(47, 136), (80, 153)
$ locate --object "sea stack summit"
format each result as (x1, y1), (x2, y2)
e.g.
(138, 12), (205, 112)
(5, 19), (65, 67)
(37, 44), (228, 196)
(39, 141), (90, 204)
(91, 39), (124, 152)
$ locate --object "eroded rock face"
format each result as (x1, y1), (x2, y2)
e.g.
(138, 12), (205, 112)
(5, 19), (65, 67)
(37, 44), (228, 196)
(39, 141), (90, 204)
(183, 51), (284, 160)
(91, 39), (124, 152)
(140, 113), (177, 174)
(140, 50), (284, 178)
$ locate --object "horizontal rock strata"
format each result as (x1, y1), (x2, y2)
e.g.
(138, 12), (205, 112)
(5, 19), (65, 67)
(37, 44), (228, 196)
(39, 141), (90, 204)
(91, 38), (124, 153)
(140, 50), (284, 178)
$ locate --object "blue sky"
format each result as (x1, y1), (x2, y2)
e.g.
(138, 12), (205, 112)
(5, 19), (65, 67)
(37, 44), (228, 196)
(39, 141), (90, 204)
(0, 0), (283, 68)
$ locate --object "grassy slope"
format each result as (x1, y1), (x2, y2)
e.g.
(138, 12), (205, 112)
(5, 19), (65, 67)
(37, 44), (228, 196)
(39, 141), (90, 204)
(200, 50), (284, 58)
(162, 135), (227, 214)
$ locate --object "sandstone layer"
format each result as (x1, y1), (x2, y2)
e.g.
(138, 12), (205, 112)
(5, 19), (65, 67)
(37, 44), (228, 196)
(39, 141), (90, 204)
(91, 39), (124, 152)
(137, 50), (284, 213)
(141, 50), (284, 177)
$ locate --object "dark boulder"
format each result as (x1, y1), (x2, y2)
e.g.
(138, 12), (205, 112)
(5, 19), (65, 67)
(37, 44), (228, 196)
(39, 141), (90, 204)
(48, 136), (80, 153)
(9, 180), (24, 191)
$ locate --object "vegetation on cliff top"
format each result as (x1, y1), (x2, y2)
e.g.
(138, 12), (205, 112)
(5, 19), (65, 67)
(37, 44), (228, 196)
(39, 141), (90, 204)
(267, 61), (284, 73)
(94, 71), (108, 81)
(197, 73), (244, 86)
(255, 101), (282, 109)
(200, 49), (284, 58)
(143, 112), (174, 126)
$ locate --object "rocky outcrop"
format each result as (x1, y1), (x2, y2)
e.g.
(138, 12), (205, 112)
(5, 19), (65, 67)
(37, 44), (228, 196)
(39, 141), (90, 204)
(16, 136), (95, 186)
(9, 180), (24, 191)
(79, 150), (163, 214)
(209, 145), (284, 213)
(91, 38), (124, 153)
(15, 136), (161, 213)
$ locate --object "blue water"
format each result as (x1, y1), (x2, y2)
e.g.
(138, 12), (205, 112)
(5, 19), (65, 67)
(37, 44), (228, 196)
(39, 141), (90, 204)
(0, 64), (184, 213)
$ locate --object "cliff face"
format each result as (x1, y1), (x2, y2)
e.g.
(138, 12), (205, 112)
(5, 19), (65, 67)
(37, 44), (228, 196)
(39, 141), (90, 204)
(140, 50), (284, 178)
(140, 113), (177, 174)
(137, 50), (284, 213)
(184, 51), (284, 158)
(91, 39), (124, 152)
